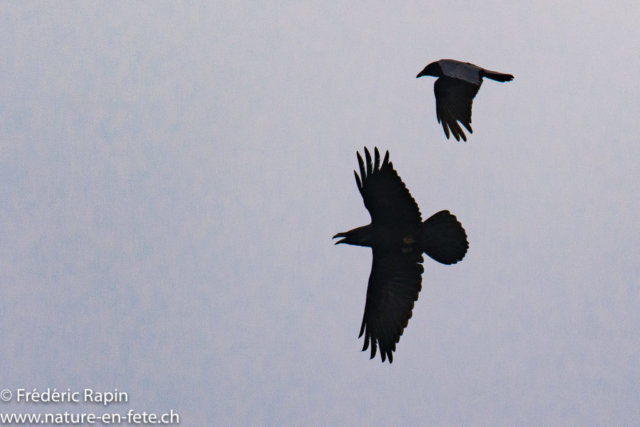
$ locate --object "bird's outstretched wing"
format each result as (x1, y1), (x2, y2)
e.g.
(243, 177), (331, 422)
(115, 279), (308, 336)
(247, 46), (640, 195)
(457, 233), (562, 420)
(355, 147), (422, 225)
(353, 147), (425, 363)
(360, 249), (424, 363)
(434, 77), (481, 142)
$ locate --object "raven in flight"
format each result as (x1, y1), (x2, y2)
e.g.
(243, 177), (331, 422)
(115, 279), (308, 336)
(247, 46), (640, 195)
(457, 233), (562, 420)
(417, 59), (513, 141)
(334, 148), (468, 363)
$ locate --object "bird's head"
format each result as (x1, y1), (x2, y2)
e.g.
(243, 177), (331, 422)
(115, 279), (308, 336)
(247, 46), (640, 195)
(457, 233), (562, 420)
(416, 61), (441, 78)
(333, 225), (373, 247)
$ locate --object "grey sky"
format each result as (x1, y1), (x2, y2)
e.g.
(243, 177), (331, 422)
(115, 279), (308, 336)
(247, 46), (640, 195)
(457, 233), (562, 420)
(1, 1), (639, 425)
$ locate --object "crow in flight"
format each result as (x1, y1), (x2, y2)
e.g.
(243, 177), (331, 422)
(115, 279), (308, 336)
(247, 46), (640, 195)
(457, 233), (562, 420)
(333, 148), (468, 363)
(417, 59), (513, 141)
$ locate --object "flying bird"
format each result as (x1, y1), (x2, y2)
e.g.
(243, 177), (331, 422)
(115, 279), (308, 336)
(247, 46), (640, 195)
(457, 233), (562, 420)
(417, 59), (513, 141)
(333, 147), (468, 363)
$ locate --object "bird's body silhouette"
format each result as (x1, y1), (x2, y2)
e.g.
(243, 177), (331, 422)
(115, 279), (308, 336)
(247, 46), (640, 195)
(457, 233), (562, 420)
(334, 148), (468, 362)
(417, 59), (513, 141)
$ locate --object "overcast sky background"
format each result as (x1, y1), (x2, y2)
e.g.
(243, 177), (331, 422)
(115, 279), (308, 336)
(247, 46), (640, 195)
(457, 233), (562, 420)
(1, 1), (639, 425)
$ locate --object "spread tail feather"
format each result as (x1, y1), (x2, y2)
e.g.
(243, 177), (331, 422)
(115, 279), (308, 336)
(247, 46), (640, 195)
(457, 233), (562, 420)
(482, 70), (514, 82)
(420, 210), (469, 264)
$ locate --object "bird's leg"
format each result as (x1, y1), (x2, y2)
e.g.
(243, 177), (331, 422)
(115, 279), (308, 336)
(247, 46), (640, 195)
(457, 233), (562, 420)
(402, 235), (416, 253)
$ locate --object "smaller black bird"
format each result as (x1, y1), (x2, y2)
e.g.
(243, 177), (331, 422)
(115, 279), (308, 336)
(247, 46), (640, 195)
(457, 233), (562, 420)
(334, 147), (468, 363)
(417, 59), (513, 142)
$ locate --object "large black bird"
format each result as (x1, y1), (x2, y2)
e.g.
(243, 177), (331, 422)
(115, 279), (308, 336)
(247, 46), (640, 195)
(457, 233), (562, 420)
(333, 148), (468, 363)
(417, 59), (513, 141)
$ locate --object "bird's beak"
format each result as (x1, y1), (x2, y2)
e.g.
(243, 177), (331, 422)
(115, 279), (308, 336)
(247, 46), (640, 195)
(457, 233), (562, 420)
(416, 71), (425, 78)
(333, 232), (347, 245)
